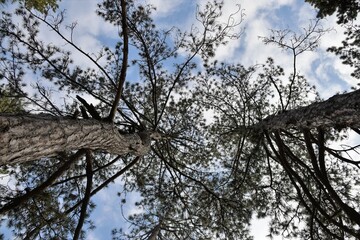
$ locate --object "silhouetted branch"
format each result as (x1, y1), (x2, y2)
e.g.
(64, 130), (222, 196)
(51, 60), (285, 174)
(66, 156), (141, 213)
(107, 0), (129, 122)
(0, 150), (85, 215)
(73, 150), (93, 240)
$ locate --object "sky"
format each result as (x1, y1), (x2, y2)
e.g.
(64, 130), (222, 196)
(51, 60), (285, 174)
(42, 0), (358, 96)
(1, 0), (359, 239)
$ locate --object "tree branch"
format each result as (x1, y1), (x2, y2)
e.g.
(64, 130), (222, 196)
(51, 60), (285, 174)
(0, 149), (85, 215)
(73, 150), (93, 240)
(107, 0), (129, 122)
(66, 156), (141, 214)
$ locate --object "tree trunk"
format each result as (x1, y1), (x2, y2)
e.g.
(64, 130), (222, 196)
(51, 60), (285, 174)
(148, 223), (161, 240)
(260, 89), (360, 237)
(257, 89), (360, 130)
(0, 113), (152, 165)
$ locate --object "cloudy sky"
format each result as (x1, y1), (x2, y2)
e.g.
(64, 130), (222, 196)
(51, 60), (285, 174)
(1, 0), (358, 239)
(46, 0), (357, 97)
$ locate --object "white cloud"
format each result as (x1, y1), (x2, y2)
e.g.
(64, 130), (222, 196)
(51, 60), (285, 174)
(240, 16), (284, 66)
(145, 0), (186, 16)
(86, 232), (100, 240)
(296, 1), (318, 25)
(250, 216), (283, 240)
(211, 0), (299, 65)
(59, 0), (118, 39)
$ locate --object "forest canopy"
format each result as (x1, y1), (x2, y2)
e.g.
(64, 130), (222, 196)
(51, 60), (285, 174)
(1, 0), (360, 239)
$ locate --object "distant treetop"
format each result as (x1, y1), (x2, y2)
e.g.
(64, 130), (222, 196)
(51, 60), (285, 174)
(305, 0), (360, 23)
(0, 0), (60, 13)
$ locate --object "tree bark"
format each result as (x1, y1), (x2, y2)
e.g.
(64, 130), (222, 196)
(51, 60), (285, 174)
(148, 223), (161, 240)
(257, 89), (360, 130)
(0, 113), (152, 165)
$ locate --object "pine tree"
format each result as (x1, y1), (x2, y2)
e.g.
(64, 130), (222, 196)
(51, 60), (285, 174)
(0, 0), (359, 239)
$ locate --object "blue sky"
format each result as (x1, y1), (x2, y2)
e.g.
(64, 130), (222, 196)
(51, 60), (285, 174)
(1, 0), (359, 239)
(58, 0), (356, 96)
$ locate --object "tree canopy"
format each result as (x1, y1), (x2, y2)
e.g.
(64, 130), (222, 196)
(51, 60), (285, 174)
(0, 0), (60, 12)
(0, 0), (360, 239)
(305, 0), (360, 23)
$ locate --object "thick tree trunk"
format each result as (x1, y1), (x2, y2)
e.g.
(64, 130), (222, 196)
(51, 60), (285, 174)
(148, 223), (161, 240)
(0, 113), (152, 165)
(260, 89), (360, 237)
(257, 89), (360, 130)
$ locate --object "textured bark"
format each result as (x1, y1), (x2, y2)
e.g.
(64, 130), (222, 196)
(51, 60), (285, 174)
(257, 89), (360, 130)
(148, 220), (162, 240)
(148, 223), (161, 240)
(260, 89), (360, 237)
(0, 113), (152, 165)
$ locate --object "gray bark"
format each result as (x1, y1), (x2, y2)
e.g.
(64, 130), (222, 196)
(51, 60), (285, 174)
(0, 113), (152, 165)
(148, 223), (161, 240)
(257, 89), (360, 131)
